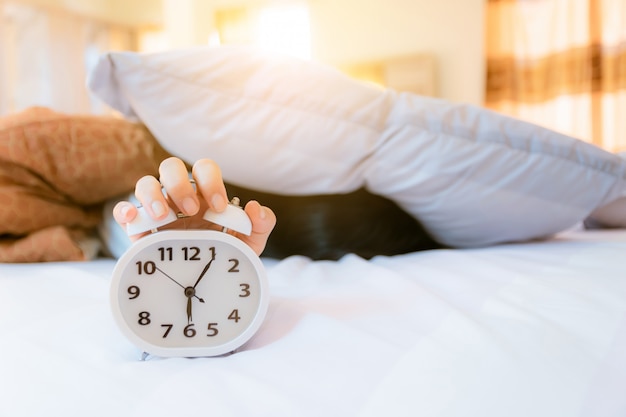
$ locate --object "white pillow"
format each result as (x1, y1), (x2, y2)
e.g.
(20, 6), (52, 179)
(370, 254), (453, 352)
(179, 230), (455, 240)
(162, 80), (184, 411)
(88, 46), (626, 248)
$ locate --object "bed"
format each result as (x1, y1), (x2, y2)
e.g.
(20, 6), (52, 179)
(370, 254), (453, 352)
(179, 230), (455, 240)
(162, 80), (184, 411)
(1, 226), (625, 417)
(2, 45), (626, 416)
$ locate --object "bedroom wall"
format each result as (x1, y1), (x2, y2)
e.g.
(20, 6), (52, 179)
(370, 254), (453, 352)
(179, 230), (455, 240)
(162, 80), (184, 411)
(309, 0), (485, 105)
(19, 0), (485, 105)
(155, 0), (485, 105)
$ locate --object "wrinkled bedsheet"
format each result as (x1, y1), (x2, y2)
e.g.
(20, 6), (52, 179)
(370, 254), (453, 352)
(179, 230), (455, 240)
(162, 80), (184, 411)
(1, 228), (625, 417)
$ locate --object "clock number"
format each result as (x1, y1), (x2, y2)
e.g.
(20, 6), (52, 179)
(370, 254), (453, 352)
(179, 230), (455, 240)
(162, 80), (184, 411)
(207, 323), (219, 337)
(182, 246), (201, 261)
(239, 283), (251, 298)
(228, 259), (240, 273)
(161, 324), (173, 338)
(127, 285), (140, 299)
(228, 309), (241, 323)
(138, 311), (151, 326)
(184, 324), (196, 338)
(158, 247), (173, 261)
(136, 261), (156, 275)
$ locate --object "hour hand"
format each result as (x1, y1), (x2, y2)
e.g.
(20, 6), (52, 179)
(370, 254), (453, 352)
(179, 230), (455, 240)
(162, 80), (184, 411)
(186, 296), (192, 323)
(184, 286), (199, 323)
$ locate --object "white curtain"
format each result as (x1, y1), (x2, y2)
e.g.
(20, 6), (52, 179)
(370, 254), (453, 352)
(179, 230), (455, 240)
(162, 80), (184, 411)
(0, 1), (137, 116)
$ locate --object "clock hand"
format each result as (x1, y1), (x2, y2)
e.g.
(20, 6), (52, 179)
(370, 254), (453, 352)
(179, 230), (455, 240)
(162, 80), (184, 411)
(155, 266), (205, 302)
(183, 255), (215, 325)
(192, 251), (216, 289)
(186, 294), (193, 324)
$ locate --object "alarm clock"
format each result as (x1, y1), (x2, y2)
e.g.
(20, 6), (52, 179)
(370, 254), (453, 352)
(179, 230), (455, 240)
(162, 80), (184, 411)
(110, 197), (269, 359)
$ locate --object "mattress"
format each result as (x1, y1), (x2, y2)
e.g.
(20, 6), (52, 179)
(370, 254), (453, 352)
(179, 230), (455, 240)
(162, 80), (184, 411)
(1, 227), (625, 417)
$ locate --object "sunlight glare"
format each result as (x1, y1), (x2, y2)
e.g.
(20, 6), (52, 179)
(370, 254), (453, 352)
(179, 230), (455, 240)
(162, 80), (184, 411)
(254, 4), (311, 60)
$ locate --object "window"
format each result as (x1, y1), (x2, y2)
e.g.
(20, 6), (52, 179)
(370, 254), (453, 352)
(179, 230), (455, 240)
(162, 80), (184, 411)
(215, 2), (311, 60)
(0, 1), (137, 116)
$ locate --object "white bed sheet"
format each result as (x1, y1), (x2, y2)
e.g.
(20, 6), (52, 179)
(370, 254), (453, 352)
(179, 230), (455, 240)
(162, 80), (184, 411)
(1, 228), (625, 417)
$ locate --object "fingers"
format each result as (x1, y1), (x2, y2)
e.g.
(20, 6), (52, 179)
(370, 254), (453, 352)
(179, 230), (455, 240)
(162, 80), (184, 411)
(159, 157), (199, 216)
(112, 201), (146, 242)
(134, 174), (170, 220)
(134, 157), (225, 220)
(238, 200), (277, 256)
(120, 157), (228, 225)
(192, 159), (228, 212)
(113, 173), (172, 240)
(112, 201), (137, 225)
(112, 157), (277, 256)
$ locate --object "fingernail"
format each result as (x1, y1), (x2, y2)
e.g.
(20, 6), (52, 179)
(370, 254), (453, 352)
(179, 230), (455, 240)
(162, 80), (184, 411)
(211, 194), (226, 211)
(182, 197), (199, 215)
(152, 201), (166, 217)
(120, 204), (131, 219)
(259, 206), (267, 220)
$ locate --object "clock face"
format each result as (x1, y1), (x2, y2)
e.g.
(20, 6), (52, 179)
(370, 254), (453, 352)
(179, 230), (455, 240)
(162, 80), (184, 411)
(110, 230), (268, 357)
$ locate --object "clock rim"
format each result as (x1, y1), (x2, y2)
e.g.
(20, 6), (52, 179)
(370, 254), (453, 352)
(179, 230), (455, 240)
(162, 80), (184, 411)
(110, 229), (269, 358)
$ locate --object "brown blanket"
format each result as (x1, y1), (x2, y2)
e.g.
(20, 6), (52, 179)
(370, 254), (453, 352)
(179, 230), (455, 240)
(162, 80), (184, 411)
(0, 107), (166, 262)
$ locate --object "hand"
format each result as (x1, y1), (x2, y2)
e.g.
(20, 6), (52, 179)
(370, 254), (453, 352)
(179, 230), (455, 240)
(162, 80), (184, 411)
(112, 157), (276, 256)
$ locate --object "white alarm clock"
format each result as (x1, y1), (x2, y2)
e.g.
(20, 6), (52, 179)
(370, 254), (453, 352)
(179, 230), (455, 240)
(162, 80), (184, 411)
(110, 197), (269, 359)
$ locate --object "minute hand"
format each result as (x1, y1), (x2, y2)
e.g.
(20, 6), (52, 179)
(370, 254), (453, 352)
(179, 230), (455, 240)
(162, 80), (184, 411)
(193, 253), (216, 289)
